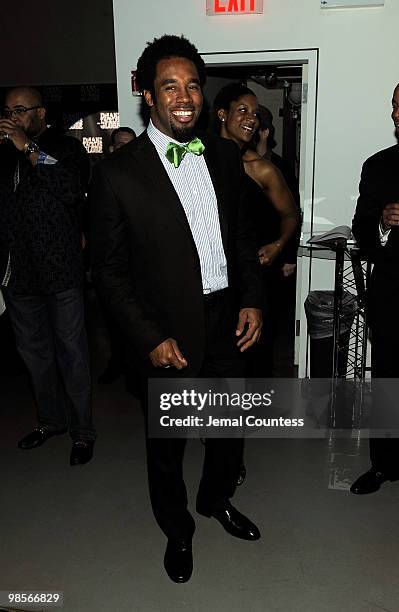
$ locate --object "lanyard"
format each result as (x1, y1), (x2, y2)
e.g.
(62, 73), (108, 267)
(13, 160), (20, 192)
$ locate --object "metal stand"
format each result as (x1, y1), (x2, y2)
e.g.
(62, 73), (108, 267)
(332, 245), (345, 378)
(331, 244), (371, 380)
(307, 238), (371, 380)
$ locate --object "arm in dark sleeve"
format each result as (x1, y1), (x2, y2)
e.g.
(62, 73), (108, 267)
(352, 158), (382, 251)
(88, 163), (166, 359)
(30, 137), (90, 208)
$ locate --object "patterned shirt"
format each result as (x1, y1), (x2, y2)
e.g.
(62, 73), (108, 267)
(0, 128), (90, 295)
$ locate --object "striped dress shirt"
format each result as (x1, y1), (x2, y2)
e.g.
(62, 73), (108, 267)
(147, 120), (228, 294)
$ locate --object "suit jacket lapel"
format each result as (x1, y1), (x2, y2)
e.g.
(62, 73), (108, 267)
(127, 132), (230, 252)
(128, 133), (194, 237)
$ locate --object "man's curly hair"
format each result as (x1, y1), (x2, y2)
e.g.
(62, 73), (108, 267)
(136, 34), (206, 95)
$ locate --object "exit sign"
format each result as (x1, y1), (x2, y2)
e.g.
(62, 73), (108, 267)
(206, 0), (264, 15)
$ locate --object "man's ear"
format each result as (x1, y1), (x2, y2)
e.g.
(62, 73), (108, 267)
(143, 90), (154, 108)
(38, 107), (46, 121)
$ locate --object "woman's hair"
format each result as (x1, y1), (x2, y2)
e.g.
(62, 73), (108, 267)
(212, 82), (256, 132)
(253, 104), (277, 150)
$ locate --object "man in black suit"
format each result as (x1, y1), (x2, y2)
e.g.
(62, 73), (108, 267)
(351, 83), (399, 494)
(89, 34), (263, 582)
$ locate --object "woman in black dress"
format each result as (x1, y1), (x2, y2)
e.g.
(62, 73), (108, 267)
(214, 83), (299, 377)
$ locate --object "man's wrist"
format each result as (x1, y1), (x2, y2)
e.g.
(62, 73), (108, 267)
(22, 140), (39, 157)
(379, 218), (391, 246)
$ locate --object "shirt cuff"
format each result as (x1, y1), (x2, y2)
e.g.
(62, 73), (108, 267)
(379, 220), (391, 246)
(37, 151), (58, 165)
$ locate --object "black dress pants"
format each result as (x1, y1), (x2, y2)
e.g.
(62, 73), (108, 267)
(369, 321), (399, 477)
(145, 289), (245, 540)
(3, 286), (95, 441)
(0, 308), (23, 376)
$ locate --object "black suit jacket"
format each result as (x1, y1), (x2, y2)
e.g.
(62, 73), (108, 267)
(352, 143), (399, 324)
(89, 131), (262, 376)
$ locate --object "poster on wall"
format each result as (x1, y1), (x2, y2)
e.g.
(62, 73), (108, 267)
(67, 111), (120, 161)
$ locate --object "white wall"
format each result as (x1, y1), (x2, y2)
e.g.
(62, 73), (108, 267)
(113, 0), (398, 229)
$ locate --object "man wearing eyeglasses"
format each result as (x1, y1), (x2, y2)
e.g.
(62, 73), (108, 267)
(0, 87), (96, 464)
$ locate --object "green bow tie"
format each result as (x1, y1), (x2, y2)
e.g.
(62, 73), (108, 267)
(165, 137), (205, 168)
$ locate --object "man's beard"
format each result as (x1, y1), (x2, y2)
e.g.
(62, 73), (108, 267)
(170, 124), (196, 143)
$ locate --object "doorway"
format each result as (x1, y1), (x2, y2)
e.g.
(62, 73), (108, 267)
(204, 63), (302, 178)
(201, 49), (319, 374)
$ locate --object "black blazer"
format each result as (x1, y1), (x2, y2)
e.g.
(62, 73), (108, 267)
(352, 143), (399, 323)
(89, 131), (262, 375)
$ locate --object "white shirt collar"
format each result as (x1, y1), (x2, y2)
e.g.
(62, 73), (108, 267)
(147, 119), (191, 151)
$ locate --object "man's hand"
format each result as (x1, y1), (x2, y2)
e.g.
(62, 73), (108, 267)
(258, 241), (282, 266)
(236, 308), (263, 352)
(0, 119), (29, 151)
(281, 263), (296, 277)
(382, 203), (399, 230)
(149, 338), (188, 369)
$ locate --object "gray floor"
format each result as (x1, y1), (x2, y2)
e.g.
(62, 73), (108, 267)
(2, 304), (399, 612)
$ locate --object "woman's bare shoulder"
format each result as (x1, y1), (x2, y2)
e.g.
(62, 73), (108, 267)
(244, 152), (278, 184)
(242, 148), (262, 163)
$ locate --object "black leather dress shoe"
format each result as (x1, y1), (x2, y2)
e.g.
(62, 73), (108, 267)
(236, 463), (246, 486)
(70, 440), (94, 466)
(350, 469), (395, 494)
(18, 426), (67, 449)
(164, 539), (193, 583)
(197, 501), (260, 540)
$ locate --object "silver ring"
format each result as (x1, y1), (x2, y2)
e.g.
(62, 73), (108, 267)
(0, 132), (9, 140)
(162, 364), (171, 369)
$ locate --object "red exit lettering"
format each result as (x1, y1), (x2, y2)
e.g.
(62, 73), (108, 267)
(214, 0), (257, 12)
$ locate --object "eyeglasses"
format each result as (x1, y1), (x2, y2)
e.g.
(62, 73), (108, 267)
(2, 105), (42, 119)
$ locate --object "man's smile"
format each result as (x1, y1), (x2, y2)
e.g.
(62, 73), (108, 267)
(172, 109), (195, 123)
